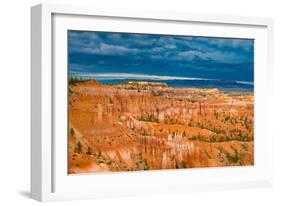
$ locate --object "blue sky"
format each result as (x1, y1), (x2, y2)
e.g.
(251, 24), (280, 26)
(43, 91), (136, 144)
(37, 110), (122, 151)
(68, 31), (254, 82)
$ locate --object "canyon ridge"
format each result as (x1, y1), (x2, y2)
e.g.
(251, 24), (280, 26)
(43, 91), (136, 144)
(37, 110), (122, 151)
(68, 79), (254, 174)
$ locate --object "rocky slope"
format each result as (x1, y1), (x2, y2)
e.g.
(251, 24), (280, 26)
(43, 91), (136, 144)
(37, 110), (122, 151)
(68, 80), (254, 174)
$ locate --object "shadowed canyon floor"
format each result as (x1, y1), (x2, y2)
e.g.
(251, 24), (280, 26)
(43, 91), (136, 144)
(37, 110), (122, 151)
(68, 80), (254, 174)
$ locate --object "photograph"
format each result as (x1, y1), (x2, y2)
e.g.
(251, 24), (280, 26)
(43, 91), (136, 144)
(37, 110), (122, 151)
(67, 30), (254, 174)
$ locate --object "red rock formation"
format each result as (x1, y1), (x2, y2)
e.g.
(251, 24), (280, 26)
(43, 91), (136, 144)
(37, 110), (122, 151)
(68, 80), (254, 174)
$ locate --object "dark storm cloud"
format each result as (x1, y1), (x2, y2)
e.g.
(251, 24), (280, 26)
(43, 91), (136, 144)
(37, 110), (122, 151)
(68, 31), (254, 81)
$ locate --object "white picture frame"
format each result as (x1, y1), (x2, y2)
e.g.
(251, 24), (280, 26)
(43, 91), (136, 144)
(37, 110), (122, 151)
(31, 3), (274, 202)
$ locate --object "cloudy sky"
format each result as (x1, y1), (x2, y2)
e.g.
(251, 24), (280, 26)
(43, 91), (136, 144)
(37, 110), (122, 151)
(68, 31), (254, 82)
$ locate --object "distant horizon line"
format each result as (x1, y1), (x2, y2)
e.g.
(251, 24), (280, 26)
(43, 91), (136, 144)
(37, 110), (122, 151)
(69, 72), (254, 85)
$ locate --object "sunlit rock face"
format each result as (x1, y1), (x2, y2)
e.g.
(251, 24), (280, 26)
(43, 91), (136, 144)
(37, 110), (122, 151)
(68, 80), (254, 174)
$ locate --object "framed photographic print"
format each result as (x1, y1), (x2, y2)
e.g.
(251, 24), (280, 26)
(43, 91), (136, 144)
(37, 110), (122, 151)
(31, 3), (274, 201)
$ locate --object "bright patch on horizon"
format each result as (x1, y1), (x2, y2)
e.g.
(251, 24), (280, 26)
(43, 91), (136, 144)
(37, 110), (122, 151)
(70, 72), (210, 81)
